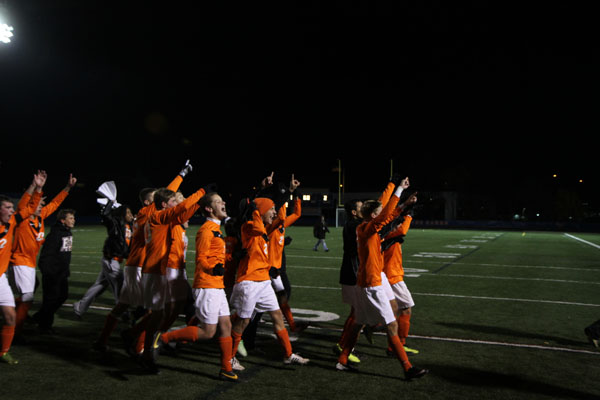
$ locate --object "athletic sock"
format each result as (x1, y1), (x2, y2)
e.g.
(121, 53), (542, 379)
(136, 331), (146, 354)
(218, 336), (233, 371)
(389, 334), (412, 371)
(231, 330), (243, 357)
(162, 326), (199, 344)
(97, 313), (119, 345)
(0, 325), (15, 356)
(338, 312), (355, 348)
(15, 301), (31, 335)
(280, 302), (296, 331)
(397, 314), (411, 345)
(275, 328), (293, 358)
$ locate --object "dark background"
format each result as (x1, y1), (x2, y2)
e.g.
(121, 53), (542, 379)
(1, 1), (597, 223)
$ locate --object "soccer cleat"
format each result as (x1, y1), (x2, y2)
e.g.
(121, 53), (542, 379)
(585, 327), (599, 349)
(404, 346), (420, 355)
(237, 340), (248, 357)
(404, 366), (428, 380)
(284, 353), (309, 365)
(219, 369), (239, 382)
(335, 362), (358, 372)
(332, 344), (361, 363)
(0, 353), (19, 365)
(231, 357), (245, 371)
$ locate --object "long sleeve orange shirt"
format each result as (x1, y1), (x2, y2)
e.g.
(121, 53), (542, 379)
(267, 197), (301, 269)
(10, 189), (69, 268)
(193, 219), (226, 289)
(382, 215), (412, 285)
(236, 210), (270, 282)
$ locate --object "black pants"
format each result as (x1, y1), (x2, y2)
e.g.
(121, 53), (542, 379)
(34, 271), (69, 329)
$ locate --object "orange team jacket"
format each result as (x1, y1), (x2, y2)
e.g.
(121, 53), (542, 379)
(267, 197), (301, 269)
(355, 191), (401, 288)
(142, 188), (204, 275)
(126, 175), (183, 268)
(193, 218), (226, 289)
(382, 215), (413, 285)
(236, 210), (270, 283)
(10, 189), (69, 268)
(0, 191), (42, 277)
(223, 235), (239, 289)
(167, 223), (187, 271)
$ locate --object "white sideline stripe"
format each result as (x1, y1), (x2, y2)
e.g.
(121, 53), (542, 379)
(407, 259), (599, 272)
(564, 233), (600, 250)
(435, 273), (600, 285)
(292, 285), (600, 307)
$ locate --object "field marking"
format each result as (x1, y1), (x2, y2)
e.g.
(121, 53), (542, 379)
(564, 233), (600, 250)
(407, 259), (599, 272)
(435, 273), (600, 285)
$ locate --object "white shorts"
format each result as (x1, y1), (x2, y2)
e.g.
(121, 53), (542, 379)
(0, 273), (16, 307)
(119, 266), (143, 307)
(7, 265), (36, 296)
(341, 284), (361, 308)
(270, 275), (285, 293)
(381, 272), (394, 301)
(230, 280), (279, 320)
(141, 272), (167, 311)
(355, 285), (396, 327)
(391, 281), (415, 309)
(166, 267), (190, 303)
(192, 288), (230, 325)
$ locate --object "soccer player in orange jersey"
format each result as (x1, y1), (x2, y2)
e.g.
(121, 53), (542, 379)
(95, 162), (192, 352)
(335, 180), (427, 380)
(8, 173), (76, 340)
(0, 171), (46, 364)
(157, 192), (239, 381)
(229, 196), (309, 366)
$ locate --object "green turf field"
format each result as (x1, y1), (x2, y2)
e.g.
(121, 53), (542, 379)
(3, 226), (600, 400)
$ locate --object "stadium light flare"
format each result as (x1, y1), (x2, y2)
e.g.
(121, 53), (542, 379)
(0, 22), (13, 43)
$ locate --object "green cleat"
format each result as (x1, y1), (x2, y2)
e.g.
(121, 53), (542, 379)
(333, 343), (361, 363)
(0, 352), (19, 365)
(404, 346), (420, 355)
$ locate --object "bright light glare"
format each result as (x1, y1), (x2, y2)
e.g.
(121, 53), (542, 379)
(1, 23), (13, 43)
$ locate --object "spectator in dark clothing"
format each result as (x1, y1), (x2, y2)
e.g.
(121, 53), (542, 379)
(33, 209), (76, 334)
(313, 215), (330, 252)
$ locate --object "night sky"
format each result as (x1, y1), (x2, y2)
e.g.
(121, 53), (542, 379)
(1, 1), (597, 219)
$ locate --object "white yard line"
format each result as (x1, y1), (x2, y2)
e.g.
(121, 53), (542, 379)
(564, 233), (600, 250)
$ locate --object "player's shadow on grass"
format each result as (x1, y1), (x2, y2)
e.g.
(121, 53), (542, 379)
(429, 363), (597, 399)
(436, 322), (587, 347)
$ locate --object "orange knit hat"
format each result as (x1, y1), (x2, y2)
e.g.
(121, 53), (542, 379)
(253, 197), (275, 216)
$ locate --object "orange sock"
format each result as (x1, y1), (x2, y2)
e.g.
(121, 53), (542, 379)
(389, 334), (412, 371)
(275, 328), (293, 358)
(162, 326), (199, 344)
(97, 313), (119, 345)
(15, 301), (31, 335)
(280, 302), (296, 331)
(218, 336), (233, 371)
(0, 325), (15, 355)
(397, 314), (411, 345)
(338, 312), (355, 347)
(136, 331), (146, 354)
(231, 330), (243, 357)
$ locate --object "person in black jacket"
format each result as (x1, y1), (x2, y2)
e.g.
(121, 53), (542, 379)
(313, 214), (330, 252)
(73, 201), (133, 318)
(33, 208), (76, 334)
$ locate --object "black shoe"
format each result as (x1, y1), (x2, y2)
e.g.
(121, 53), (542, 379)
(219, 369), (239, 382)
(404, 366), (428, 380)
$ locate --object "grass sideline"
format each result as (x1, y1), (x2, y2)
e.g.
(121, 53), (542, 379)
(2, 226), (600, 400)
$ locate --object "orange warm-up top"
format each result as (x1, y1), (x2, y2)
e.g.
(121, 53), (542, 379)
(126, 175), (183, 268)
(10, 189), (69, 268)
(193, 218), (226, 289)
(0, 191), (42, 277)
(356, 183), (401, 288)
(236, 210), (270, 282)
(382, 215), (412, 285)
(267, 197), (301, 269)
(167, 223), (187, 270)
(142, 187), (204, 275)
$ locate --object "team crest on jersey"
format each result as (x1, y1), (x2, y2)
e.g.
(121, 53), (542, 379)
(61, 236), (73, 252)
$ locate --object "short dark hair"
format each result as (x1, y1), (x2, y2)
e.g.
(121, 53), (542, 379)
(344, 199), (362, 218)
(153, 188), (175, 208)
(139, 188), (156, 204)
(361, 200), (381, 219)
(198, 192), (219, 216)
(0, 195), (13, 205)
(57, 208), (76, 221)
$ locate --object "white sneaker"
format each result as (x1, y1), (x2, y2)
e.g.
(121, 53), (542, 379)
(231, 357), (245, 371)
(284, 353), (309, 365)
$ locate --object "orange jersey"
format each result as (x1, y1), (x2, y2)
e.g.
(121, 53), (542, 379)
(10, 190), (69, 268)
(126, 175), (183, 268)
(0, 191), (42, 276)
(267, 197), (301, 269)
(236, 210), (270, 282)
(167, 223), (187, 270)
(142, 188), (204, 275)
(382, 215), (412, 285)
(193, 219), (226, 289)
(356, 193), (400, 288)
